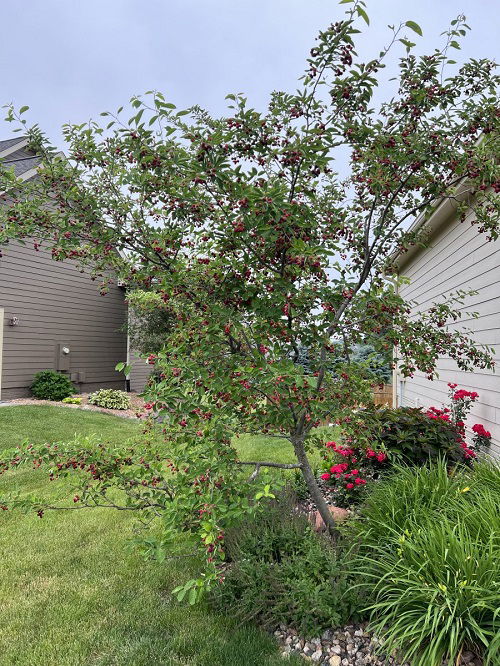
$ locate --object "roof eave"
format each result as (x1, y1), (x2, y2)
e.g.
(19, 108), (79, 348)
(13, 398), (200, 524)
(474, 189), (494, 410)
(391, 178), (470, 273)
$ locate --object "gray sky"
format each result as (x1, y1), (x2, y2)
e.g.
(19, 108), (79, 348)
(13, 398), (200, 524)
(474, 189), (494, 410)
(1, 0), (498, 148)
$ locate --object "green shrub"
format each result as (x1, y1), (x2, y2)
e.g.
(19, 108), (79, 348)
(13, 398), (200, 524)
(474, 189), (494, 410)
(344, 406), (461, 465)
(30, 370), (74, 401)
(213, 493), (365, 636)
(352, 460), (500, 665)
(88, 389), (130, 410)
(62, 396), (82, 404)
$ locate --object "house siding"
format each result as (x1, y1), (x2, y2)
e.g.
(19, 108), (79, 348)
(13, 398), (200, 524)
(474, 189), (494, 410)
(128, 348), (152, 393)
(0, 240), (127, 399)
(396, 210), (500, 457)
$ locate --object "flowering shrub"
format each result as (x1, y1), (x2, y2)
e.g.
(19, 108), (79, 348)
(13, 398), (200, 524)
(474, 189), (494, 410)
(425, 384), (492, 460)
(320, 441), (389, 507)
(339, 407), (461, 467)
(338, 385), (492, 471)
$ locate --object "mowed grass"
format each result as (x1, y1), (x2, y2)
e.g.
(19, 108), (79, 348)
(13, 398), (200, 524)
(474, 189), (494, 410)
(0, 406), (304, 666)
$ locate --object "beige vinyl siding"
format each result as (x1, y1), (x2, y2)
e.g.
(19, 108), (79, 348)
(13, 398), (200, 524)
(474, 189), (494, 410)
(0, 240), (127, 399)
(397, 210), (500, 457)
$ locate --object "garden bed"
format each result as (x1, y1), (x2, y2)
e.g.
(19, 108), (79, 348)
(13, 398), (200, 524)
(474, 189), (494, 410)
(2, 392), (145, 419)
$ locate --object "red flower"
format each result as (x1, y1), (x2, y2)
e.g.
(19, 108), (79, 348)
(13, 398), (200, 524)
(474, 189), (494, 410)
(453, 389), (479, 402)
(376, 452), (387, 462)
(320, 473), (331, 480)
(330, 463), (348, 475)
(345, 483), (355, 489)
(143, 402), (154, 410)
(355, 477), (367, 485)
(472, 423), (491, 438)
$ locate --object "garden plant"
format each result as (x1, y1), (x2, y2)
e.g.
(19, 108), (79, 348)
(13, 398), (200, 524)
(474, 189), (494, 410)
(88, 388), (131, 410)
(30, 370), (75, 402)
(1, 0), (499, 608)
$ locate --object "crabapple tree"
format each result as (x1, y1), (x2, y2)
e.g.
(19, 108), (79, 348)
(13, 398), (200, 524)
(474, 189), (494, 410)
(1, 1), (499, 598)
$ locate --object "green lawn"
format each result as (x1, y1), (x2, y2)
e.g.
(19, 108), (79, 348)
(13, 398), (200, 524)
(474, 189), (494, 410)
(0, 406), (304, 666)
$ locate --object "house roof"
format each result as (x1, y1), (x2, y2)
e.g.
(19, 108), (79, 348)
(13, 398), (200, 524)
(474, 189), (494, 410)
(392, 180), (471, 272)
(0, 137), (27, 153)
(0, 136), (41, 181)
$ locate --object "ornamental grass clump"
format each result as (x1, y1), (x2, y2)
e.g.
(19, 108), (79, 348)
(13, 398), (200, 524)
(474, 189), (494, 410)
(352, 459), (500, 666)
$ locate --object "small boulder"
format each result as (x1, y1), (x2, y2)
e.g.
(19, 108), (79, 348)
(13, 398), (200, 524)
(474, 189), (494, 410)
(313, 506), (349, 531)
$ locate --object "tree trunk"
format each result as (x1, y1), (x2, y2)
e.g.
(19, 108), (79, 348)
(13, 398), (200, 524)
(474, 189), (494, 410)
(293, 438), (337, 535)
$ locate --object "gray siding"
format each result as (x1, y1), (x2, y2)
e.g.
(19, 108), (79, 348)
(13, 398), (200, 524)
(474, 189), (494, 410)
(128, 348), (153, 393)
(396, 209), (500, 457)
(0, 240), (127, 399)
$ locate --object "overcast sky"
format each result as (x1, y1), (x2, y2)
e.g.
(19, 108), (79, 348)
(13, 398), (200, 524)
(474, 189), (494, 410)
(1, 0), (498, 148)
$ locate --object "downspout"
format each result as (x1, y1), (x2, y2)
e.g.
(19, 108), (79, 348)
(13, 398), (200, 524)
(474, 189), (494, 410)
(385, 275), (399, 408)
(392, 274), (399, 408)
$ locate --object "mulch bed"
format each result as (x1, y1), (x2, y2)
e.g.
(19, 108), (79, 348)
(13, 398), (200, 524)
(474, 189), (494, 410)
(1, 393), (146, 420)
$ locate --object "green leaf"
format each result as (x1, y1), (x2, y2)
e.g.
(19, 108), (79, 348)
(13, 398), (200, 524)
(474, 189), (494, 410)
(399, 38), (416, 51)
(19, 106), (30, 115)
(356, 6), (370, 25)
(175, 585), (187, 602)
(115, 362), (125, 371)
(405, 21), (423, 36)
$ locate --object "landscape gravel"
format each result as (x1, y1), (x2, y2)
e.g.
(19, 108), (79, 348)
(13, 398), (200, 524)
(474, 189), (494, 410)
(273, 624), (483, 665)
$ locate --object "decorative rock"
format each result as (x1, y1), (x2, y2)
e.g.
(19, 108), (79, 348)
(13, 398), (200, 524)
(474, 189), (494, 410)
(272, 621), (466, 666)
(313, 506), (350, 531)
